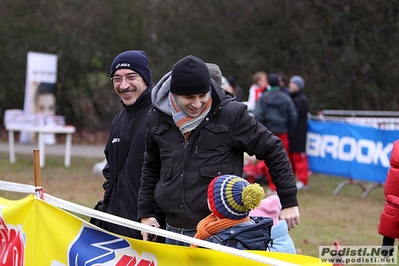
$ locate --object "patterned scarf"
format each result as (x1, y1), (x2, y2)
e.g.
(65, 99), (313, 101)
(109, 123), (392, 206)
(169, 92), (212, 139)
(191, 214), (250, 248)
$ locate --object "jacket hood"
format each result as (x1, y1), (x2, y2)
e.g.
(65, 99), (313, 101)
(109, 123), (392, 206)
(151, 71), (172, 116)
(271, 220), (289, 239)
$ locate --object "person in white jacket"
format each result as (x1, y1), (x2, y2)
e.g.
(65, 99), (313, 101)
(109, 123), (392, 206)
(246, 71), (268, 112)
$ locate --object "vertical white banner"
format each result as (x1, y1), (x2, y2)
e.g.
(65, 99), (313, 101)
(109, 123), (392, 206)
(20, 52), (58, 143)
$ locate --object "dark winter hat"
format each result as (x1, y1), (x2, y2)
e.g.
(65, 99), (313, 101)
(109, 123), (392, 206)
(208, 175), (265, 220)
(171, 55), (211, 95)
(206, 63), (222, 86)
(268, 73), (280, 87)
(290, 75), (305, 90)
(110, 50), (152, 85)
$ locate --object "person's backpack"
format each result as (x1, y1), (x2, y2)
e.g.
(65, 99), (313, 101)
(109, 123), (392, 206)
(206, 216), (273, 250)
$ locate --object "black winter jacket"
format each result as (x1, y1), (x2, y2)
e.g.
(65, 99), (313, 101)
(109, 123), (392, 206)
(101, 84), (165, 238)
(137, 73), (297, 230)
(289, 90), (309, 152)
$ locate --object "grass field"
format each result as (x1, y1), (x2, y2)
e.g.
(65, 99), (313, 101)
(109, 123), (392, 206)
(0, 151), (388, 263)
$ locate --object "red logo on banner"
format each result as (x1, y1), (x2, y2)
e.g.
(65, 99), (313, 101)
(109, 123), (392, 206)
(68, 226), (158, 265)
(116, 255), (156, 266)
(0, 217), (25, 266)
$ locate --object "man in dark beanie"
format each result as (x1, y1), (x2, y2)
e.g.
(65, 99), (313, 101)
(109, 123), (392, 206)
(253, 73), (298, 194)
(92, 50), (165, 242)
(138, 55), (300, 246)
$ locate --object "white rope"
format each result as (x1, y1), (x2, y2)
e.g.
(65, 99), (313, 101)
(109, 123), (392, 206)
(0, 180), (36, 194)
(0, 180), (298, 266)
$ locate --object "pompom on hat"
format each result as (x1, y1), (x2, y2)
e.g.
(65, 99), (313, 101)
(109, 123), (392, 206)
(208, 175), (265, 220)
(171, 55), (211, 95)
(110, 50), (152, 85)
(249, 195), (282, 225)
(290, 75), (305, 90)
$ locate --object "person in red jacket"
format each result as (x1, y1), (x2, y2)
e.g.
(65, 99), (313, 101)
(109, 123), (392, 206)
(378, 140), (399, 253)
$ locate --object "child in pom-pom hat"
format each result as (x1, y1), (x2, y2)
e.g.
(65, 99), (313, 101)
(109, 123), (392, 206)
(250, 195), (296, 253)
(191, 174), (273, 250)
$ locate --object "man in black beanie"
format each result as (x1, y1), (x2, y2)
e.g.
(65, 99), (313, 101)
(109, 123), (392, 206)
(253, 73), (298, 194)
(137, 55), (300, 246)
(92, 50), (165, 242)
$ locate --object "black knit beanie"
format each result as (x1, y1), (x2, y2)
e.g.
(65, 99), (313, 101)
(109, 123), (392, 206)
(268, 73), (280, 87)
(109, 50), (152, 85)
(171, 55), (211, 95)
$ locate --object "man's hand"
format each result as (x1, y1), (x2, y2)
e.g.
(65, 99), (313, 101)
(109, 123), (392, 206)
(141, 217), (160, 241)
(279, 206), (300, 230)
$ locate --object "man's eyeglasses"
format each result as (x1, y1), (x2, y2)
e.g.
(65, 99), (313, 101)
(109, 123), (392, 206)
(111, 73), (140, 84)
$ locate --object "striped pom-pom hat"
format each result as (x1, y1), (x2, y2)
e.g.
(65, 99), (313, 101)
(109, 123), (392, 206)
(208, 174), (265, 220)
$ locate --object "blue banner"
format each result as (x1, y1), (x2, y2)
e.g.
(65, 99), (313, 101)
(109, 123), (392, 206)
(307, 120), (399, 183)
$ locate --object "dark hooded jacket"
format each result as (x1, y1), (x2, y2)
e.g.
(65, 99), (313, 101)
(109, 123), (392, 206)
(253, 88), (297, 135)
(137, 72), (297, 230)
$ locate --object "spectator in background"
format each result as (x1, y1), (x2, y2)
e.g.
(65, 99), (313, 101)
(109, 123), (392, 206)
(246, 71), (268, 112)
(221, 76), (235, 95)
(91, 50), (165, 241)
(288, 75), (310, 190)
(207, 63), (236, 97)
(243, 154), (269, 185)
(378, 140), (399, 254)
(207, 63), (240, 99)
(138, 55), (300, 246)
(277, 72), (289, 94)
(227, 75), (244, 101)
(253, 73), (297, 194)
(206, 63), (223, 87)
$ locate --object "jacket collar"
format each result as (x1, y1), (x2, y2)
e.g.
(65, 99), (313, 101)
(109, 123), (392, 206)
(122, 82), (154, 113)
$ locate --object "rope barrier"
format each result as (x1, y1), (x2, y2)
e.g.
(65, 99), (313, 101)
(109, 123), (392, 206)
(0, 180), (298, 266)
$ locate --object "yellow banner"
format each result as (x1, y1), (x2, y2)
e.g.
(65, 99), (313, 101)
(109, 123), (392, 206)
(0, 195), (329, 266)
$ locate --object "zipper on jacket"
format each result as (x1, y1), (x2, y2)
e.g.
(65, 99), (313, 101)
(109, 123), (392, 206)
(194, 132), (200, 153)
